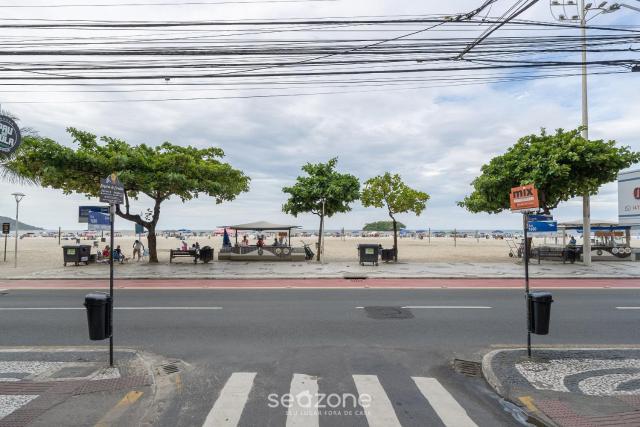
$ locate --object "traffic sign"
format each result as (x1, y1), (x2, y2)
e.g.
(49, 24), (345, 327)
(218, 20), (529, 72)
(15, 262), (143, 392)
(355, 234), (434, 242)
(528, 214), (553, 222)
(527, 220), (558, 233)
(88, 211), (111, 231)
(2, 223), (9, 235)
(510, 184), (539, 212)
(79, 205), (110, 223)
(99, 174), (124, 205)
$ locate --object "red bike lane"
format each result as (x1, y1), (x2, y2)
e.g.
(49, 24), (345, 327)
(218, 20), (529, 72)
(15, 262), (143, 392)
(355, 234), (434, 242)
(0, 278), (638, 289)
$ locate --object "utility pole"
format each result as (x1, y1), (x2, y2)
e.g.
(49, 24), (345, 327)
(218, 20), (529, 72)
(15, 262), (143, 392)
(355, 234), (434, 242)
(579, 0), (592, 266)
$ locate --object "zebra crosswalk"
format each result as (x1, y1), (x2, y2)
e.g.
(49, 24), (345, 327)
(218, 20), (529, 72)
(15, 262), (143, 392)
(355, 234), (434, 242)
(201, 372), (479, 427)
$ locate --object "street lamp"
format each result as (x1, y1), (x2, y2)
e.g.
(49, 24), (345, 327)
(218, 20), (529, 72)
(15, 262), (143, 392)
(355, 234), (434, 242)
(11, 192), (25, 268)
(549, 0), (624, 266)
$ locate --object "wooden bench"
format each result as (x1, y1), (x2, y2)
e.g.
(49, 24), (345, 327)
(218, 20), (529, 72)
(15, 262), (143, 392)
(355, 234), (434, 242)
(170, 249), (198, 263)
(533, 246), (576, 264)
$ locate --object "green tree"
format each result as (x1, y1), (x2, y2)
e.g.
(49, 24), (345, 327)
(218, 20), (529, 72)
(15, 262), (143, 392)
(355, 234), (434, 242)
(363, 221), (406, 232)
(458, 128), (640, 214)
(282, 157), (360, 261)
(361, 173), (429, 261)
(7, 128), (250, 263)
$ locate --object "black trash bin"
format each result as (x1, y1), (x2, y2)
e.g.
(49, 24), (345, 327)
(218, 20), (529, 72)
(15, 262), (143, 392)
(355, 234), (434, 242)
(84, 293), (112, 340)
(529, 292), (553, 335)
(381, 248), (395, 262)
(199, 246), (214, 263)
(62, 245), (92, 266)
(358, 244), (380, 266)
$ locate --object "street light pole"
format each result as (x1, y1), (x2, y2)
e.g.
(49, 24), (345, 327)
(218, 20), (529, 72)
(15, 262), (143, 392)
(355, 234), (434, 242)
(580, 0), (592, 266)
(11, 193), (25, 268)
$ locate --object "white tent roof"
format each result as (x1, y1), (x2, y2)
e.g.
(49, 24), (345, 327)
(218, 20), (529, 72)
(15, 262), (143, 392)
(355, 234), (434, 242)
(229, 221), (299, 230)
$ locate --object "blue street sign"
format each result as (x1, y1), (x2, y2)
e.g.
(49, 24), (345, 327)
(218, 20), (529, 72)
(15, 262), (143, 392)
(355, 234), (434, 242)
(528, 214), (553, 221)
(88, 210), (111, 231)
(135, 223), (145, 234)
(527, 220), (558, 233)
(79, 205), (110, 223)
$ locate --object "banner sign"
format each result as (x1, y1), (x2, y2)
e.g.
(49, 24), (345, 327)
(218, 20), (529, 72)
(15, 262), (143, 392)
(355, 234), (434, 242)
(99, 174), (124, 205)
(2, 223), (9, 235)
(0, 115), (21, 155)
(510, 184), (539, 212)
(527, 220), (558, 234)
(79, 205), (110, 223)
(135, 223), (145, 234)
(88, 210), (111, 231)
(619, 169), (640, 226)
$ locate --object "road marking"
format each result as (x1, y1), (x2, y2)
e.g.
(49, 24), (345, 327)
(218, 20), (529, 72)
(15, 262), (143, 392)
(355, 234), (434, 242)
(286, 374), (319, 427)
(412, 377), (477, 427)
(202, 372), (256, 427)
(0, 307), (223, 310)
(616, 307), (640, 310)
(95, 390), (143, 427)
(411, 377), (477, 427)
(352, 375), (401, 427)
(355, 306), (492, 309)
(518, 396), (538, 412)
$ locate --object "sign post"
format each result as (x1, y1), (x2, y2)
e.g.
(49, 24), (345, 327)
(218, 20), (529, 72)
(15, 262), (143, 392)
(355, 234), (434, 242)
(99, 174), (124, 367)
(510, 184), (540, 358)
(2, 223), (9, 262)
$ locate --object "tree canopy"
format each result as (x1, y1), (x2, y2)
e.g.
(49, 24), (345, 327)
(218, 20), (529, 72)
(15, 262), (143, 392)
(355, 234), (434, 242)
(7, 128), (250, 262)
(282, 157), (359, 260)
(361, 172), (429, 261)
(458, 128), (640, 214)
(363, 221), (406, 232)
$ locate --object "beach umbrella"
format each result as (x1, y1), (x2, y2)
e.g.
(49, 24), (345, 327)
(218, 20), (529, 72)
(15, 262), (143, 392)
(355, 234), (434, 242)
(223, 228), (231, 247)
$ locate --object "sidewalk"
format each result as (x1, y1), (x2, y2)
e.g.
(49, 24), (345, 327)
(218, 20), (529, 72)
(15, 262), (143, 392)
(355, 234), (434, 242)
(483, 348), (640, 427)
(4, 260), (640, 280)
(0, 347), (176, 427)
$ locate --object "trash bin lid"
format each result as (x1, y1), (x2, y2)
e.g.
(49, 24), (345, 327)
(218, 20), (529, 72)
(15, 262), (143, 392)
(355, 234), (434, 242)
(84, 292), (109, 305)
(530, 291), (553, 302)
(358, 244), (380, 248)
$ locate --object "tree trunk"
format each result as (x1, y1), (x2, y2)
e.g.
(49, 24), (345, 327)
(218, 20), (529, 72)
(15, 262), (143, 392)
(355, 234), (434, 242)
(392, 218), (398, 262)
(316, 214), (324, 262)
(147, 225), (158, 263)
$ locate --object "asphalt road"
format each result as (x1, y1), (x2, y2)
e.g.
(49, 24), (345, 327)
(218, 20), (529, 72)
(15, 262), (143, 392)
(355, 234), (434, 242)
(2, 288), (640, 426)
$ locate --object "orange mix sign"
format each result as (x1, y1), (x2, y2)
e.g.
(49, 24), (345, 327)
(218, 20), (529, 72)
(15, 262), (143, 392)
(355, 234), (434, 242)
(510, 184), (539, 212)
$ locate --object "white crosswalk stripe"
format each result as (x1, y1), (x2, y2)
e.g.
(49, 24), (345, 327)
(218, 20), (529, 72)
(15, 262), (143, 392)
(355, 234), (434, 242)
(202, 372), (256, 427)
(412, 376), (478, 427)
(352, 374), (402, 427)
(286, 373), (319, 427)
(202, 372), (480, 427)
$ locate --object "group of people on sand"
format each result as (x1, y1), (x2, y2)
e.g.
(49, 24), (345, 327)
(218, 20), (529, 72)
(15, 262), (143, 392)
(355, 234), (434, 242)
(98, 240), (146, 263)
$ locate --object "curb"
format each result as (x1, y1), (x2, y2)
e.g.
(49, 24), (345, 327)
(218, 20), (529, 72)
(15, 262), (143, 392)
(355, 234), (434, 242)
(482, 348), (556, 427)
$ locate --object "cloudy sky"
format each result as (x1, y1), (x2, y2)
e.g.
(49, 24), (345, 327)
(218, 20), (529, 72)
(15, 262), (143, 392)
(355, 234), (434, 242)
(0, 0), (638, 231)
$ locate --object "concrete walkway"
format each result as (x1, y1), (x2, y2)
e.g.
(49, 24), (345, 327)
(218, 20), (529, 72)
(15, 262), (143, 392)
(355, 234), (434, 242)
(4, 260), (640, 280)
(483, 348), (640, 427)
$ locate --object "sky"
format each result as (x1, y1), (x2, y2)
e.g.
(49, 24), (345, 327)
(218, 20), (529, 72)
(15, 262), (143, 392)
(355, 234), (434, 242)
(0, 0), (639, 231)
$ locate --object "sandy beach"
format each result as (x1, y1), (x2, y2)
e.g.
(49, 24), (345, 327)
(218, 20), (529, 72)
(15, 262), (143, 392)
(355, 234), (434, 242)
(1, 233), (637, 277)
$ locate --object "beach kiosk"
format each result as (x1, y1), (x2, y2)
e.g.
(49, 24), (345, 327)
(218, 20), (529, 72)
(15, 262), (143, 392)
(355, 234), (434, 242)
(218, 221), (308, 261)
(558, 220), (634, 261)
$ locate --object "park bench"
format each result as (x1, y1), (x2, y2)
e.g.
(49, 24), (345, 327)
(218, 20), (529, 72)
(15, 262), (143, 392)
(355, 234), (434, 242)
(170, 249), (198, 263)
(533, 246), (577, 264)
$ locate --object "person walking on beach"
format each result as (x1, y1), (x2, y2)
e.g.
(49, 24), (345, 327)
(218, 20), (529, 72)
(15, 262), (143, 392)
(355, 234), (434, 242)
(132, 239), (145, 261)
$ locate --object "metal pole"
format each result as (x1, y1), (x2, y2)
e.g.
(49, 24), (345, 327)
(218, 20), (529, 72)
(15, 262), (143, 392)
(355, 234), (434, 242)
(454, 228), (457, 247)
(58, 226), (61, 245)
(3, 234), (7, 262)
(109, 204), (115, 367)
(524, 213), (531, 358)
(428, 227), (431, 244)
(14, 199), (19, 268)
(320, 199), (325, 264)
(580, 0), (592, 266)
